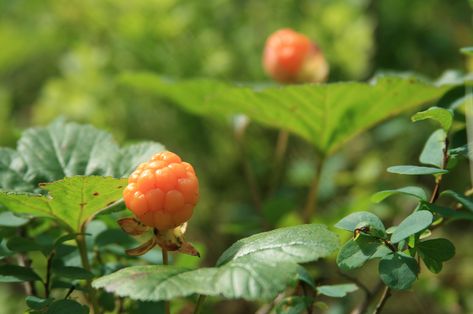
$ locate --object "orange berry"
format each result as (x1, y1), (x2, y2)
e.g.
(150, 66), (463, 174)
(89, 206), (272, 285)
(263, 28), (329, 84)
(124, 151), (199, 230)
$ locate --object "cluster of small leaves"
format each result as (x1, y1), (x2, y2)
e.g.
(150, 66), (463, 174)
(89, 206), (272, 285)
(335, 106), (473, 292)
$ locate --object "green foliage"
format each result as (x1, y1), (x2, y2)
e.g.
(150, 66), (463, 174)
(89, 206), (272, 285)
(46, 299), (89, 314)
(334, 211), (385, 233)
(93, 224), (339, 301)
(121, 73), (452, 155)
(387, 165), (448, 175)
(371, 186), (427, 203)
(0, 176), (126, 231)
(0, 119), (164, 193)
(378, 253), (419, 290)
(411, 107), (453, 131)
(316, 284), (358, 298)
(417, 238), (455, 273)
(390, 211), (433, 244)
(337, 235), (391, 271)
(419, 129), (447, 168)
(0, 265), (42, 283)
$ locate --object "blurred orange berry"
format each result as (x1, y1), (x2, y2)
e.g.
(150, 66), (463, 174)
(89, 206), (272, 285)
(263, 28), (329, 84)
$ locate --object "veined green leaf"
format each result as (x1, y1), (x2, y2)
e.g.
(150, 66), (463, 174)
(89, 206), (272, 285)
(0, 176), (127, 231)
(417, 238), (455, 274)
(379, 252), (419, 290)
(120, 73), (452, 155)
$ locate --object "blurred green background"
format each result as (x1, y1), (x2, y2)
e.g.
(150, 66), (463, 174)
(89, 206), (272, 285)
(0, 0), (472, 313)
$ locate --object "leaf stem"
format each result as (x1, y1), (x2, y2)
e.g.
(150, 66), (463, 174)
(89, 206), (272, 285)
(303, 155), (326, 223)
(193, 294), (207, 314)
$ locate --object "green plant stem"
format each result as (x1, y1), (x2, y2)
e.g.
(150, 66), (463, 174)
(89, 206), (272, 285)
(372, 286), (391, 314)
(193, 294), (207, 314)
(162, 249), (170, 314)
(303, 155), (326, 223)
(44, 252), (55, 298)
(76, 233), (99, 314)
(267, 130), (290, 197)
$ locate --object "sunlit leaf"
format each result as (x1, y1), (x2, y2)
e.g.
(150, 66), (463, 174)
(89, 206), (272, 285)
(411, 107), (453, 131)
(419, 129), (447, 168)
(372, 186), (427, 203)
(390, 211), (433, 243)
(387, 165), (448, 175)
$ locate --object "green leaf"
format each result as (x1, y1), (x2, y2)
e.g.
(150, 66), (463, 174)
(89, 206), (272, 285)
(25, 296), (53, 310)
(460, 47), (473, 56)
(6, 236), (42, 252)
(18, 119), (119, 183)
(379, 252), (419, 290)
(387, 165), (448, 175)
(417, 238), (455, 274)
(46, 299), (89, 314)
(121, 73), (452, 155)
(0, 148), (33, 192)
(53, 266), (94, 280)
(372, 186), (427, 203)
(390, 210), (433, 243)
(0, 211), (29, 227)
(296, 266), (316, 290)
(0, 265), (42, 282)
(216, 224), (339, 266)
(419, 129), (447, 168)
(316, 283), (358, 298)
(336, 235), (391, 271)
(0, 119), (164, 193)
(420, 202), (473, 221)
(0, 176), (127, 231)
(115, 142), (165, 177)
(412, 107), (453, 131)
(441, 190), (473, 213)
(334, 211), (385, 233)
(93, 260), (298, 301)
(94, 224), (339, 301)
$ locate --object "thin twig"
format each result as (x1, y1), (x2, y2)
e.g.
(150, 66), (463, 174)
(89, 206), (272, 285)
(255, 292), (286, 314)
(193, 294), (207, 314)
(373, 286), (391, 314)
(76, 229), (99, 314)
(303, 155), (326, 223)
(267, 130), (290, 197)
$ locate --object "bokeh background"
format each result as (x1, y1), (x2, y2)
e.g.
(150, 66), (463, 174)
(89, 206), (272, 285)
(0, 0), (472, 313)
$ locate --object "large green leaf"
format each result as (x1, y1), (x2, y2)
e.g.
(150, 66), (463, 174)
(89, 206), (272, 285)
(94, 224), (339, 301)
(216, 224), (339, 266)
(417, 238), (455, 273)
(0, 119), (164, 193)
(121, 73), (452, 155)
(0, 176), (127, 231)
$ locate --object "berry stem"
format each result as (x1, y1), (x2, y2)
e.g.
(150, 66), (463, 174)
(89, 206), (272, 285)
(303, 154), (326, 223)
(162, 248), (170, 314)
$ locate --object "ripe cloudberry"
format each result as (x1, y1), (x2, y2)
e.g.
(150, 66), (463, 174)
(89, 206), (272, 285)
(123, 151), (199, 231)
(263, 28), (329, 84)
